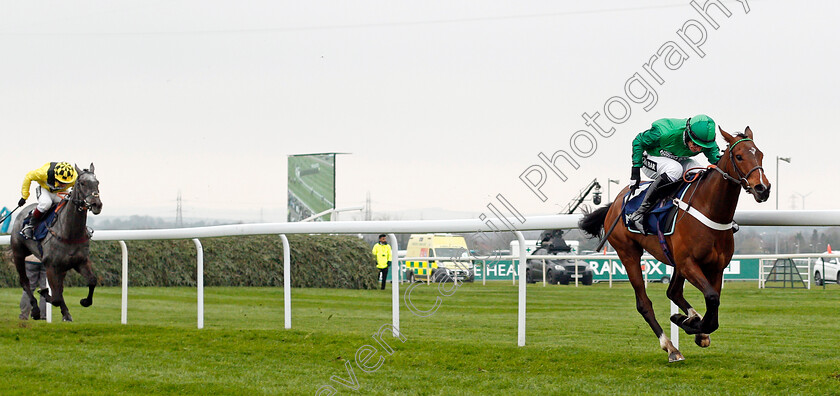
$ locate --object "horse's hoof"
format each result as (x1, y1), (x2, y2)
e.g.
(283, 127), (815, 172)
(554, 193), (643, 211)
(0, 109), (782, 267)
(668, 351), (685, 363)
(62, 316), (73, 322)
(31, 308), (41, 320)
(80, 298), (92, 307)
(695, 334), (711, 348)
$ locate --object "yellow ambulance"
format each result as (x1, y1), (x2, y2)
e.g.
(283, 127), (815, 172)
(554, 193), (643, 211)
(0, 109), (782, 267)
(404, 234), (474, 282)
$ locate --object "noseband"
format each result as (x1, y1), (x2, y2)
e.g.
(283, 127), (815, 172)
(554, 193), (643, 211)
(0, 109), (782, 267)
(711, 138), (764, 195)
(70, 174), (100, 212)
(71, 191), (100, 212)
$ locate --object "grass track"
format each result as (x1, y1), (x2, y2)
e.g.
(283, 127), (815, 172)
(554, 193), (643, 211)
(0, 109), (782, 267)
(0, 282), (838, 395)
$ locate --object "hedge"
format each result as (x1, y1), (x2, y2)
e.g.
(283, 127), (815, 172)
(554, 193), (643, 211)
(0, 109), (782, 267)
(1, 235), (379, 289)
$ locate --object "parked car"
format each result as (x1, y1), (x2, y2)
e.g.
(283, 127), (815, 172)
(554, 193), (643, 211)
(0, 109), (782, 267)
(812, 255), (840, 286)
(525, 248), (594, 285)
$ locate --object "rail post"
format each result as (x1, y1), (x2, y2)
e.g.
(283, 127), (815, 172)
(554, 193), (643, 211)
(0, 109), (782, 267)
(542, 260), (546, 287)
(515, 231), (526, 347)
(388, 234), (400, 337)
(280, 234), (291, 329)
(193, 238), (204, 329)
(120, 240), (128, 325)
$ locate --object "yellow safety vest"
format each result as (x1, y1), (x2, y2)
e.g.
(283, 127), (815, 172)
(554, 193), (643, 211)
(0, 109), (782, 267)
(372, 243), (392, 269)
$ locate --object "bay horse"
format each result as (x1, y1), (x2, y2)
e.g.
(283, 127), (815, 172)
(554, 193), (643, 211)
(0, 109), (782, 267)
(9, 163), (102, 322)
(579, 127), (770, 362)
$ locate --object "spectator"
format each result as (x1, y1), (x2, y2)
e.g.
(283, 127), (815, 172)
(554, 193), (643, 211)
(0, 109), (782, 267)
(20, 255), (47, 320)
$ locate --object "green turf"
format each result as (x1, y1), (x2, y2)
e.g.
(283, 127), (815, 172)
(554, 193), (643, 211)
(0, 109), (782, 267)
(0, 282), (838, 395)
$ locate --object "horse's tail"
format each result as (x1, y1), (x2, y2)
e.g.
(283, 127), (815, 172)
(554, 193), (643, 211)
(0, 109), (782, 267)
(578, 204), (613, 239)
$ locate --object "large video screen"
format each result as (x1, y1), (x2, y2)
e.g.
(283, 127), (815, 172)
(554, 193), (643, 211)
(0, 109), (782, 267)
(288, 153), (336, 222)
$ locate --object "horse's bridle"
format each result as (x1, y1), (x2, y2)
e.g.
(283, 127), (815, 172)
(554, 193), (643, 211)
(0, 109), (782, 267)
(71, 191), (100, 212)
(711, 138), (764, 195)
(70, 173), (100, 212)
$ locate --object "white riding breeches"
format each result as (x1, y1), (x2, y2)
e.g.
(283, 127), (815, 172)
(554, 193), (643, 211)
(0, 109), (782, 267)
(35, 186), (62, 213)
(641, 155), (703, 182)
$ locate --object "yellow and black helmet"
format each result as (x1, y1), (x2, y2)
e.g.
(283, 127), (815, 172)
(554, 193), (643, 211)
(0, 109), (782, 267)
(53, 162), (78, 184)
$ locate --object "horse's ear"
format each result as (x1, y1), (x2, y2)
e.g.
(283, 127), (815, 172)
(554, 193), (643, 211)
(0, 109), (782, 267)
(75, 164), (83, 175)
(744, 126), (753, 139)
(718, 126), (735, 144)
(89, 163), (95, 173)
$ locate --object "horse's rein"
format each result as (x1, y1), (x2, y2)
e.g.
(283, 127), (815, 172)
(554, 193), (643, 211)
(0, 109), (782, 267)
(48, 193), (96, 244)
(69, 172), (100, 212)
(71, 191), (100, 212)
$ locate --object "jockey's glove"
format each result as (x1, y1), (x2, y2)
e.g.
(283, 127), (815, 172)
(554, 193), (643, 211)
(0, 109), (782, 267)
(17, 198), (25, 207)
(630, 167), (641, 189)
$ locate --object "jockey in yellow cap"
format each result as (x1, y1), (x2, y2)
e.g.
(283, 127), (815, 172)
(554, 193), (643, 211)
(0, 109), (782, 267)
(18, 162), (78, 239)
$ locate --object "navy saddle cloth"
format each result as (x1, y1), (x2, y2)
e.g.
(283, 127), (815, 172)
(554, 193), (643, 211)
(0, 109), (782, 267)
(622, 181), (691, 236)
(23, 207), (59, 241)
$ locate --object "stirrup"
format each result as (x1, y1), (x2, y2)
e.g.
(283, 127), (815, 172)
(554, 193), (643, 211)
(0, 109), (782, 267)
(21, 226), (34, 240)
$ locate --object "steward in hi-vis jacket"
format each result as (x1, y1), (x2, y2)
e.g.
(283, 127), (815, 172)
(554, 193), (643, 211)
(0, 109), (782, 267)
(372, 234), (392, 290)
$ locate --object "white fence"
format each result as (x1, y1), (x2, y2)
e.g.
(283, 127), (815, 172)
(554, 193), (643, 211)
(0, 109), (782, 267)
(2, 210), (840, 348)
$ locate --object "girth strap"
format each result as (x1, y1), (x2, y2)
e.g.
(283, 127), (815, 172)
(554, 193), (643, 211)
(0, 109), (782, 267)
(673, 198), (736, 231)
(657, 228), (676, 267)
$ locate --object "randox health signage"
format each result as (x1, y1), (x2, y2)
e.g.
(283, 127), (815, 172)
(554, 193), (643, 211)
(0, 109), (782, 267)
(465, 258), (761, 282)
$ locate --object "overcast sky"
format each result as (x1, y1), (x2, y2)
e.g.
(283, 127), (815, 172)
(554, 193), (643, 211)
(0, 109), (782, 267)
(1, 0), (837, 223)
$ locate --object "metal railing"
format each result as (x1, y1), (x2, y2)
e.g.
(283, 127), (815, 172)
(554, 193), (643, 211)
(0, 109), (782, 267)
(1, 209), (839, 348)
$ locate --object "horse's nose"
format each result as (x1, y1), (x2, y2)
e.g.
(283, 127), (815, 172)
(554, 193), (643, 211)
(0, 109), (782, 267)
(754, 184), (771, 202)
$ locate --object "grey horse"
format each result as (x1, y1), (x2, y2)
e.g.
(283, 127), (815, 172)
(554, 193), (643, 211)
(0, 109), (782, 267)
(9, 163), (102, 322)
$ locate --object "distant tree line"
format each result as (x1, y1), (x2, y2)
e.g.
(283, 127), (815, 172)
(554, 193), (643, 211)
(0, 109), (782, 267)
(88, 215), (230, 230)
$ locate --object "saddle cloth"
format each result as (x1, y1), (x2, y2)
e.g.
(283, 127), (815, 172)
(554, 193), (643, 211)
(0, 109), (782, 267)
(23, 206), (60, 241)
(622, 181), (692, 236)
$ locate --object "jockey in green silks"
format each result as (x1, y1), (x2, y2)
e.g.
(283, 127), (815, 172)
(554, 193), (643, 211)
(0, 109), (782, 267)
(627, 115), (721, 230)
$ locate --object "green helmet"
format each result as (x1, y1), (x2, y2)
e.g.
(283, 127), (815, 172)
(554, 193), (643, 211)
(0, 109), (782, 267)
(685, 115), (717, 148)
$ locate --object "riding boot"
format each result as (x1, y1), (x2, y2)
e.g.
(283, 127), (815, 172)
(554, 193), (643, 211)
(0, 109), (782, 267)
(21, 209), (43, 240)
(627, 174), (671, 230)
